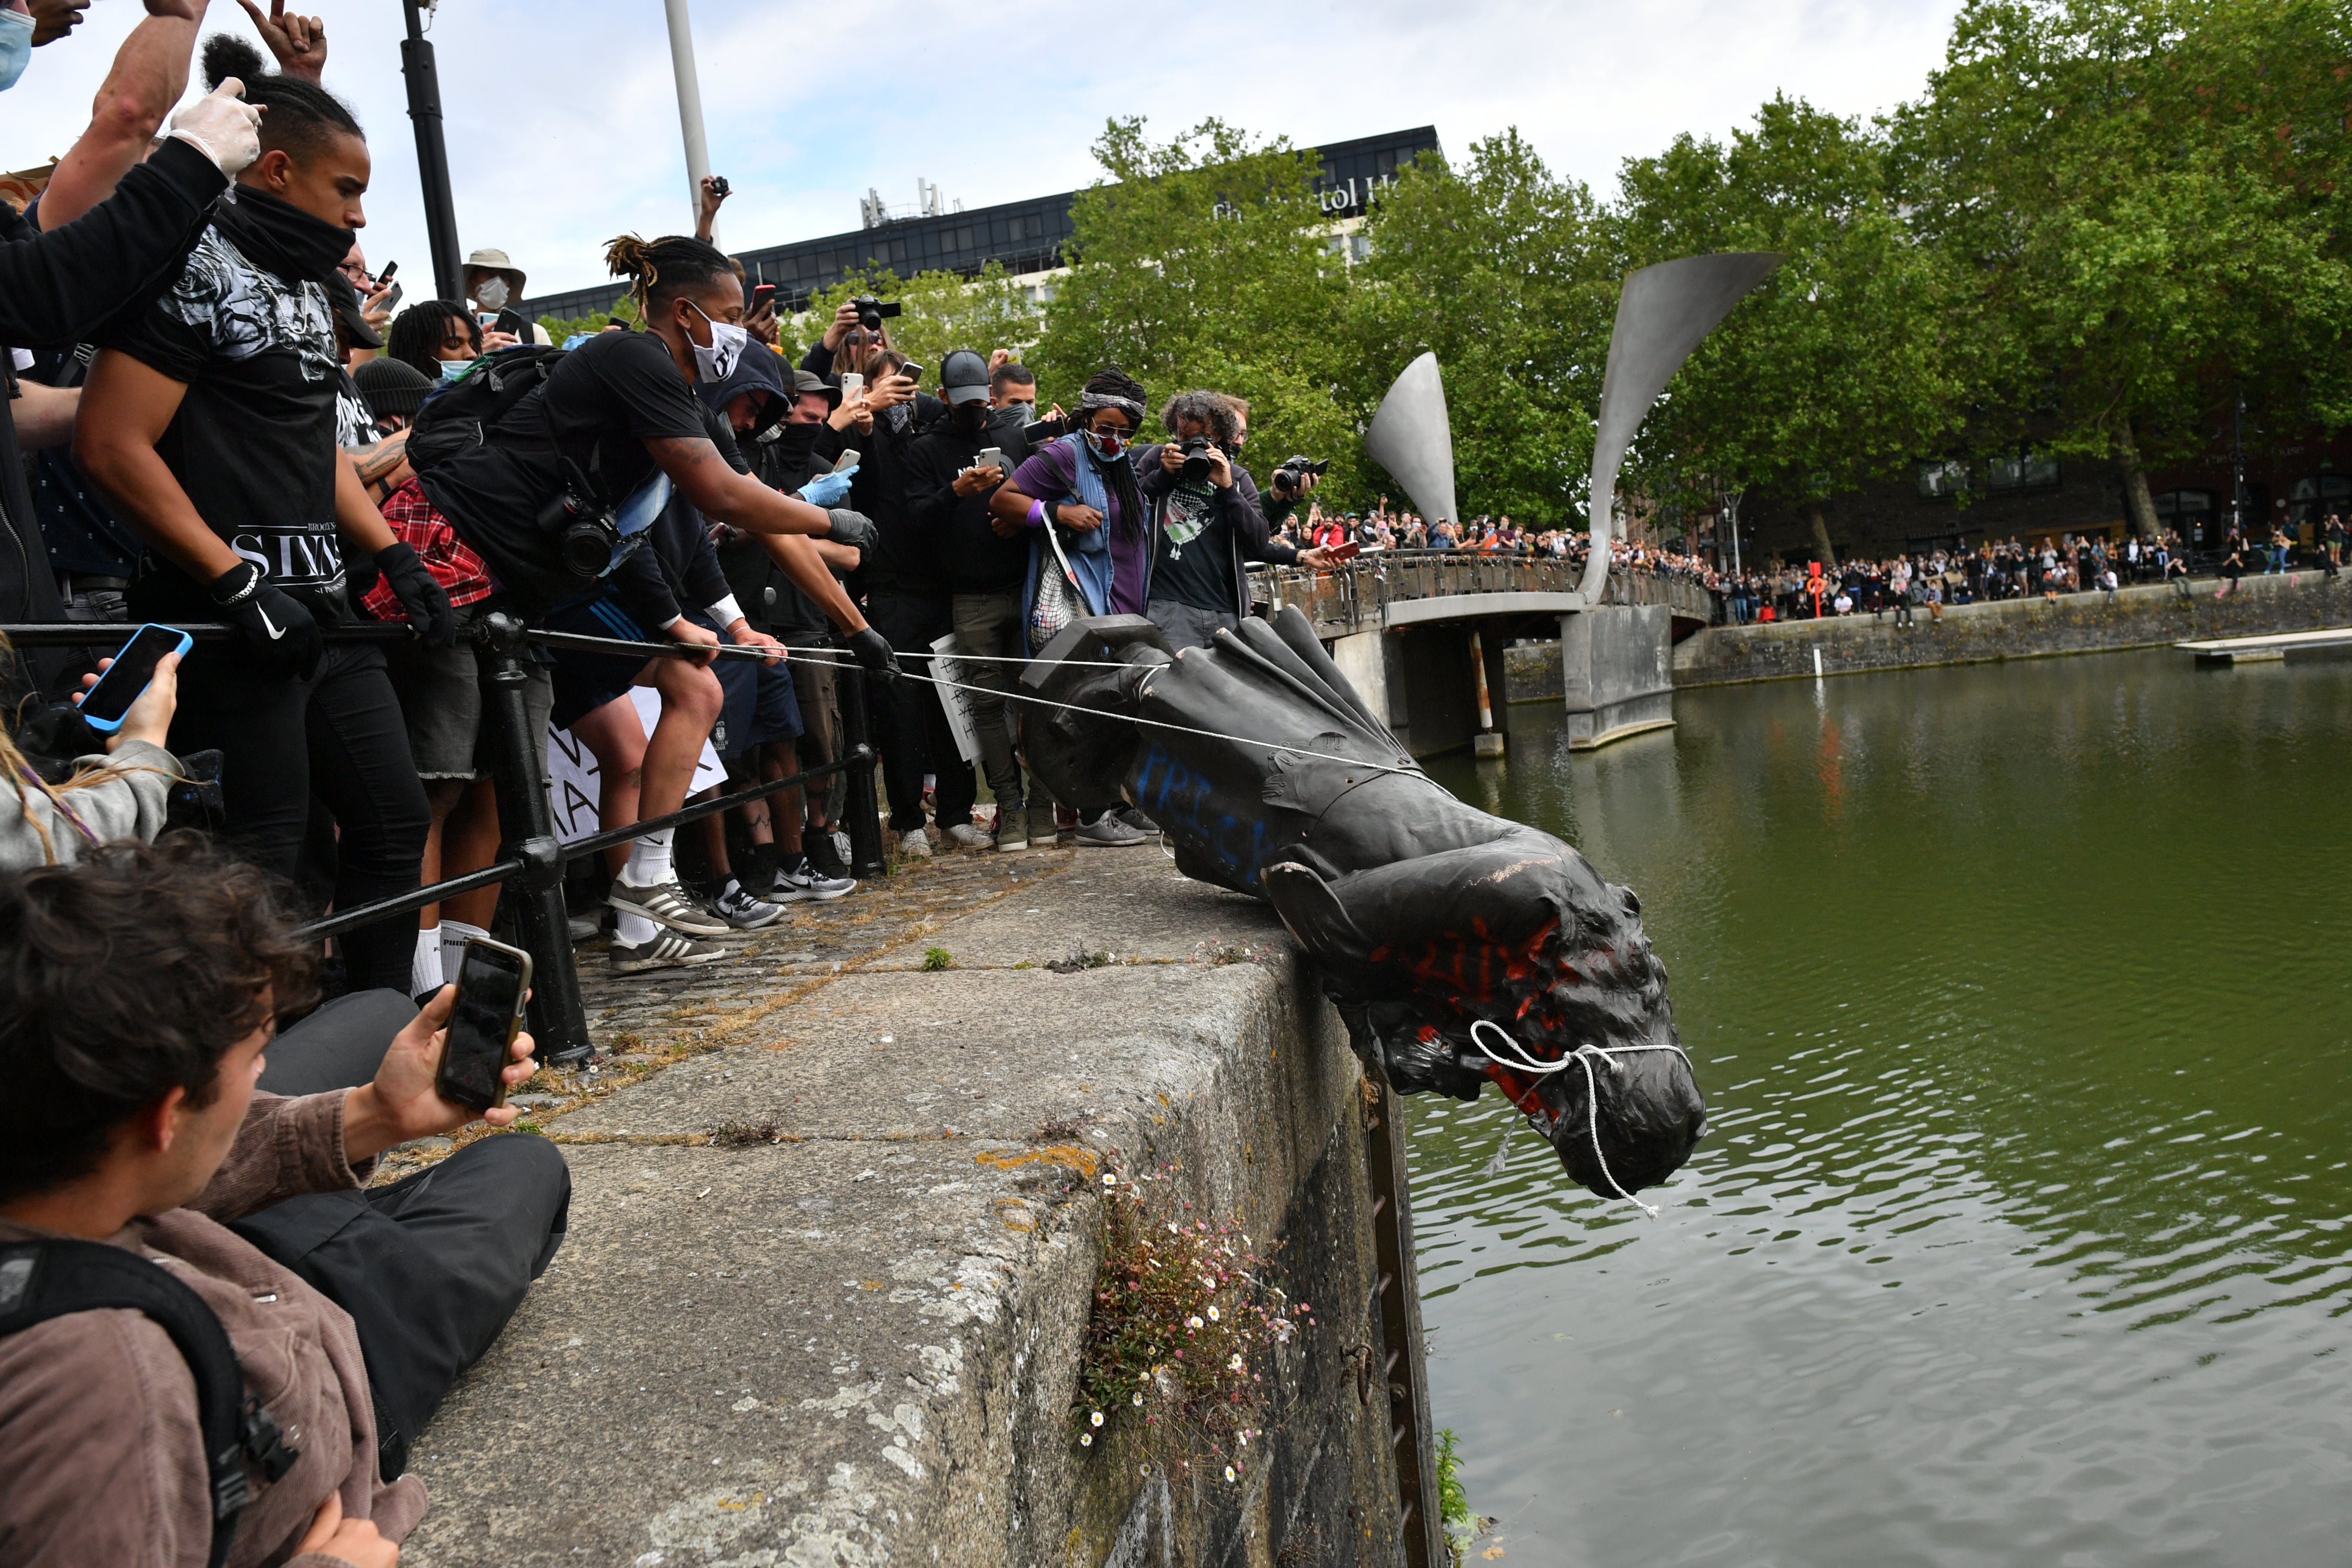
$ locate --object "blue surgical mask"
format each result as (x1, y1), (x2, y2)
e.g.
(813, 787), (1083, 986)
(0, 11), (34, 93)
(440, 358), (474, 383)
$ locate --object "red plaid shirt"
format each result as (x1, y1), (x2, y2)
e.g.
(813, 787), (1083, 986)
(362, 477), (493, 618)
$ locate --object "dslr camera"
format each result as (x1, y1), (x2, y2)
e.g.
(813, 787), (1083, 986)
(850, 296), (902, 332)
(1274, 455), (1329, 493)
(542, 460), (623, 576)
(1179, 435), (1216, 485)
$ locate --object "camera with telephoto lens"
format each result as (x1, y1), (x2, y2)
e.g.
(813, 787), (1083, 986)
(543, 478), (621, 577)
(1179, 435), (1215, 484)
(1274, 455), (1329, 492)
(850, 296), (902, 332)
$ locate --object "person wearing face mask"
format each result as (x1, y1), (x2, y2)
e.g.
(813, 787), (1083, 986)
(461, 245), (549, 348)
(903, 349), (1038, 850)
(414, 234), (893, 968)
(76, 35), (451, 999)
(0, 3), (260, 666)
(989, 366), (1159, 849)
(385, 297), (484, 387)
(1135, 389), (1341, 653)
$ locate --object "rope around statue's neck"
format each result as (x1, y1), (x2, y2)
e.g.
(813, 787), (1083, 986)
(1470, 1020), (1692, 1220)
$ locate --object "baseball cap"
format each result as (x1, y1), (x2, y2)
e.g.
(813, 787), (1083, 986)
(791, 367), (841, 406)
(939, 348), (989, 407)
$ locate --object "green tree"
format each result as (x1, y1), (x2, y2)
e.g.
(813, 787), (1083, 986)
(1031, 118), (1364, 501)
(1612, 95), (1968, 566)
(1348, 130), (1616, 525)
(1888, 0), (2352, 535)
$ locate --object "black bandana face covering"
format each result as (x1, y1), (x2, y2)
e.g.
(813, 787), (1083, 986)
(212, 185), (357, 284)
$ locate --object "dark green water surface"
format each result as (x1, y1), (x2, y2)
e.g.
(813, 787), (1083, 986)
(1411, 649), (2352, 1566)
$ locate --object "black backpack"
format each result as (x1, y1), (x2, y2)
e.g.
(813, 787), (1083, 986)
(403, 343), (569, 479)
(0, 1239), (301, 1568)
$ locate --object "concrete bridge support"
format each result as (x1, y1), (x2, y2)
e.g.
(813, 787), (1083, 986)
(1327, 623), (1513, 760)
(1560, 603), (1675, 749)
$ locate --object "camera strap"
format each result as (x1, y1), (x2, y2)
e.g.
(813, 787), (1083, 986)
(0, 1238), (301, 1568)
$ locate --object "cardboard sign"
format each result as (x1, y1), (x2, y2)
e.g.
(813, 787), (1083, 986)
(545, 688), (725, 844)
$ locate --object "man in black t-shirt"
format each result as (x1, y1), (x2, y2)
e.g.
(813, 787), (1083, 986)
(78, 74), (453, 997)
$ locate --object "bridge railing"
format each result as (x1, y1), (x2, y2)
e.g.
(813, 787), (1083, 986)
(1247, 550), (1723, 635)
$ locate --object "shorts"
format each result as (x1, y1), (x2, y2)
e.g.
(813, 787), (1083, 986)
(543, 590), (660, 731)
(690, 610), (801, 760)
(387, 608), (555, 780)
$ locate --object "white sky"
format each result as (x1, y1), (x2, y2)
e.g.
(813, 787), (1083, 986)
(5, 0), (1963, 299)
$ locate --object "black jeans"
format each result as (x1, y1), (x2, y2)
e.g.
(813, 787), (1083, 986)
(863, 589), (976, 833)
(237, 988), (570, 1481)
(170, 640), (430, 995)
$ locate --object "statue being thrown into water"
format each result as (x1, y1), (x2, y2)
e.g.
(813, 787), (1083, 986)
(1017, 609), (1704, 1202)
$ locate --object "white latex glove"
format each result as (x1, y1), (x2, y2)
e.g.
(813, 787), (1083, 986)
(169, 80), (264, 177)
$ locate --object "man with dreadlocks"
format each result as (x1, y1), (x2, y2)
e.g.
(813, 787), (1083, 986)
(991, 367), (1157, 848)
(414, 232), (897, 972)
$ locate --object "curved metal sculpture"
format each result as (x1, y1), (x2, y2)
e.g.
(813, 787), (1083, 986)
(1021, 610), (1704, 1199)
(1364, 352), (1459, 529)
(1579, 252), (1782, 602)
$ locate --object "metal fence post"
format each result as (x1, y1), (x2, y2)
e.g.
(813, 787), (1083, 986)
(476, 612), (593, 1066)
(836, 662), (887, 879)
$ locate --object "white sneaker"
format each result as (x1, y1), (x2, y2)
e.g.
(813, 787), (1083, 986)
(773, 854), (857, 902)
(898, 828), (932, 860)
(944, 823), (992, 852)
(608, 873), (730, 936)
(711, 880), (786, 930)
(610, 929), (727, 975)
(1072, 814), (1153, 848)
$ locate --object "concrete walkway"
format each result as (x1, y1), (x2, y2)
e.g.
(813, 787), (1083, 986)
(392, 841), (1388, 1567)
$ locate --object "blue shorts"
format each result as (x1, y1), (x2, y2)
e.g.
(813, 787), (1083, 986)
(689, 610), (802, 760)
(543, 590), (658, 730)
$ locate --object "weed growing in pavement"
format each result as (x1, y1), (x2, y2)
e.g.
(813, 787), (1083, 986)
(1073, 1167), (1315, 1487)
(922, 946), (957, 971)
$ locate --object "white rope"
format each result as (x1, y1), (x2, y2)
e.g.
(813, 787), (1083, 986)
(1469, 1020), (1690, 1220)
(792, 651), (1426, 781)
(773, 643), (1139, 670)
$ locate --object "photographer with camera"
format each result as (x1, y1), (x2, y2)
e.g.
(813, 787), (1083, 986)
(0, 838), (566, 1568)
(1134, 390), (1339, 652)
(76, 39), (451, 998)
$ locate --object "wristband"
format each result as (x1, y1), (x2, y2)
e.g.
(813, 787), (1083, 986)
(708, 593), (745, 627)
(1029, 498), (1048, 526)
(209, 560), (263, 607)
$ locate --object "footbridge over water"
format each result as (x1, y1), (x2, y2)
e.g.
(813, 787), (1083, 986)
(1247, 552), (1720, 756)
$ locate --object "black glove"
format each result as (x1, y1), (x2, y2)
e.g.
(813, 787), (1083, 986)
(211, 561), (321, 680)
(824, 508), (879, 555)
(375, 541), (456, 646)
(847, 625), (900, 683)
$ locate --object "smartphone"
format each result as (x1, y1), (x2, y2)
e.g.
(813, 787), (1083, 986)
(1327, 540), (1363, 563)
(378, 280), (404, 312)
(434, 936), (533, 1113)
(493, 307), (531, 341)
(1023, 415), (1067, 445)
(751, 283), (776, 312)
(973, 446), (1004, 476)
(896, 362), (925, 386)
(76, 623), (192, 734)
(376, 259), (398, 284)
(839, 371), (864, 401)
(831, 447), (860, 474)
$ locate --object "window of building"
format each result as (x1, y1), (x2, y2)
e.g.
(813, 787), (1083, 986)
(2152, 488), (2218, 546)
(1983, 454), (2060, 492)
(1917, 460), (1971, 500)
(2288, 473), (2351, 531)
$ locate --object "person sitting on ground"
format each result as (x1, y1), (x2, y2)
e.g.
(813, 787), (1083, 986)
(0, 632), (180, 870)
(0, 837), (566, 1568)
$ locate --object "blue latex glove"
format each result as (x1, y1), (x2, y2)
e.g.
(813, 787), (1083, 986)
(798, 467), (856, 508)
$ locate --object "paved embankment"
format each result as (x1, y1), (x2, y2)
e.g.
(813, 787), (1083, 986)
(393, 846), (1404, 1568)
(1502, 570), (2352, 699)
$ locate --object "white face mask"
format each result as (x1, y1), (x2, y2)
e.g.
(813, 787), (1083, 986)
(473, 276), (511, 310)
(686, 301), (749, 383)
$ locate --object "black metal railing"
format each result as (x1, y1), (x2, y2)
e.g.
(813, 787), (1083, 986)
(3, 614), (887, 1066)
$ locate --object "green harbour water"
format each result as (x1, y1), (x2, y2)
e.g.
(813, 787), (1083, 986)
(1411, 648), (2352, 1566)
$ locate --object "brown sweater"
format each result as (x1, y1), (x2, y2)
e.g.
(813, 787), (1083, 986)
(0, 1092), (427, 1567)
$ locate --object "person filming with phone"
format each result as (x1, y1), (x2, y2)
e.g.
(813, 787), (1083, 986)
(0, 838), (569, 1568)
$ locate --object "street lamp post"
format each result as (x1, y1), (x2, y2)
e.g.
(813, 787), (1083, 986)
(662, 0), (714, 241)
(399, 0), (463, 304)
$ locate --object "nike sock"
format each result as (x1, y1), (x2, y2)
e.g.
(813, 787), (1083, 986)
(411, 926), (445, 998)
(616, 909), (659, 945)
(440, 920), (488, 982)
(623, 828), (674, 886)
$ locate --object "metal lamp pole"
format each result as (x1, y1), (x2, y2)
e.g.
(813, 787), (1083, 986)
(662, 0), (714, 241)
(399, 0), (463, 304)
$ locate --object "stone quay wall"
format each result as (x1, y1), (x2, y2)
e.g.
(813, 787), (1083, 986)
(1503, 570), (2352, 700)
